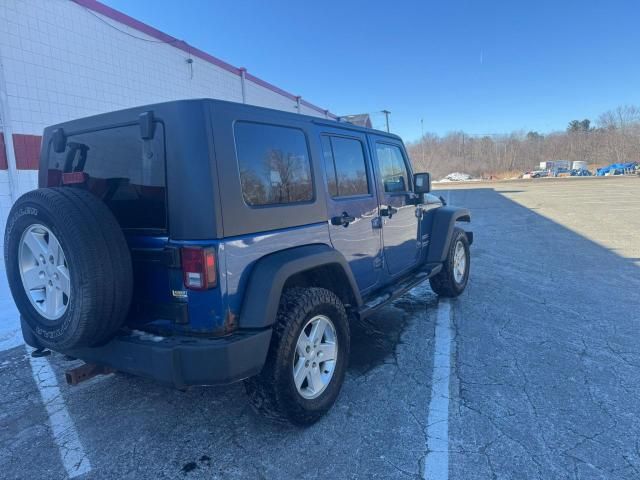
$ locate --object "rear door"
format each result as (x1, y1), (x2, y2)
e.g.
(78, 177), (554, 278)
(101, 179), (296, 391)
(44, 122), (177, 326)
(321, 130), (382, 293)
(369, 136), (421, 276)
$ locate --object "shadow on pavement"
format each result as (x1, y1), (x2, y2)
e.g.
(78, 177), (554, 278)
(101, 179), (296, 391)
(435, 186), (640, 480)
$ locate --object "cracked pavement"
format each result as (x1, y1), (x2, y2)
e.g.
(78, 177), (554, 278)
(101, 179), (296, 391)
(446, 178), (640, 479)
(0, 177), (639, 479)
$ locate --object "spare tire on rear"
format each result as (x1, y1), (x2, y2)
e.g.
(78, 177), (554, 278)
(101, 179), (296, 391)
(4, 187), (133, 350)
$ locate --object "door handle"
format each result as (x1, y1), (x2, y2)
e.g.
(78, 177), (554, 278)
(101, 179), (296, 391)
(380, 206), (398, 218)
(331, 212), (356, 227)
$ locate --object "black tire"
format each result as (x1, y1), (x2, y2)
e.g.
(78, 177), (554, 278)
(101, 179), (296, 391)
(244, 287), (350, 425)
(429, 227), (470, 298)
(4, 187), (133, 350)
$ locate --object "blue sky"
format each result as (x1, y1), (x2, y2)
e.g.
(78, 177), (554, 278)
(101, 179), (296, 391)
(102, 0), (640, 141)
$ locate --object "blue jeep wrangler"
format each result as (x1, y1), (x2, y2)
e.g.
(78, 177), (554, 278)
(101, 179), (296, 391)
(4, 99), (472, 424)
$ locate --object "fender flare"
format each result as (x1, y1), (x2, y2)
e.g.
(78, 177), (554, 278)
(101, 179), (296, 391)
(239, 244), (361, 329)
(426, 206), (471, 263)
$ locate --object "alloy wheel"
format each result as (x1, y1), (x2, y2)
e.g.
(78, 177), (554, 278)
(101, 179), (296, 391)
(18, 224), (70, 320)
(293, 314), (338, 399)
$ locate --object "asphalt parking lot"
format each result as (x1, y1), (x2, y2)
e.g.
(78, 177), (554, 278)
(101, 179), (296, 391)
(1, 177), (639, 479)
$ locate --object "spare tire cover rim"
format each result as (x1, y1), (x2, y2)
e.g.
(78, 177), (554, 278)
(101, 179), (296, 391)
(18, 224), (70, 320)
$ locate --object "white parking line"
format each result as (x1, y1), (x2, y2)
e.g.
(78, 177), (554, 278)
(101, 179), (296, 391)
(423, 299), (452, 480)
(27, 348), (91, 478)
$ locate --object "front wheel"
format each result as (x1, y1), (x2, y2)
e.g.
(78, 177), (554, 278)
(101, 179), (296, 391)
(244, 287), (350, 425)
(429, 227), (470, 297)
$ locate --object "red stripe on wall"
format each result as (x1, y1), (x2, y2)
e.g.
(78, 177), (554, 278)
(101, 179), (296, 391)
(0, 133), (7, 170)
(13, 134), (42, 170)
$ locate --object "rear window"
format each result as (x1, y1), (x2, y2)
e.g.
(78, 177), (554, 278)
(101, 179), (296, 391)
(47, 124), (166, 231)
(234, 122), (313, 206)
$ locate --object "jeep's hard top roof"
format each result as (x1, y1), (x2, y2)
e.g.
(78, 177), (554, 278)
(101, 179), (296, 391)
(43, 98), (404, 142)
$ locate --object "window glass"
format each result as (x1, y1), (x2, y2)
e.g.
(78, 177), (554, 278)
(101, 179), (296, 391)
(47, 124), (167, 230)
(321, 136), (369, 197)
(376, 143), (410, 193)
(331, 137), (369, 196)
(235, 122), (313, 206)
(321, 136), (338, 197)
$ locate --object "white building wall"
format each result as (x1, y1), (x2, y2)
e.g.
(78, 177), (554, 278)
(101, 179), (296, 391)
(300, 104), (326, 116)
(0, 0), (333, 245)
(245, 81), (298, 113)
(0, 172), (12, 227)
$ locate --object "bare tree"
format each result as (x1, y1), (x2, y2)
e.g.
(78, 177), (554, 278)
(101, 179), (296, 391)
(597, 105), (640, 163)
(406, 104), (640, 179)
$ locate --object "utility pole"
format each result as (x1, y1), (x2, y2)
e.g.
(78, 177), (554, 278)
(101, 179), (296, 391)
(420, 118), (425, 165)
(381, 110), (390, 133)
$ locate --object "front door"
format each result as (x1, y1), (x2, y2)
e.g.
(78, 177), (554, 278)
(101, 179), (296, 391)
(321, 132), (382, 293)
(370, 137), (421, 276)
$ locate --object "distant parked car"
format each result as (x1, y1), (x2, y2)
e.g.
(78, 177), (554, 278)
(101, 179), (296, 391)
(570, 169), (592, 176)
(530, 170), (549, 178)
(553, 167), (571, 177)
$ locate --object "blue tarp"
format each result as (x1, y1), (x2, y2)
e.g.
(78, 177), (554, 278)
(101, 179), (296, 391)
(596, 162), (638, 176)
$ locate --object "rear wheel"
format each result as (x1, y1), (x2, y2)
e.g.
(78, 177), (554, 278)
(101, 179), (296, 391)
(429, 227), (470, 298)
(244, 287), (350, 425)
(4, 187), (133, 350)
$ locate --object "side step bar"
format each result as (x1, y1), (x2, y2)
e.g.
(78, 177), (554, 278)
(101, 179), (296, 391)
(358, 263), (442, 318)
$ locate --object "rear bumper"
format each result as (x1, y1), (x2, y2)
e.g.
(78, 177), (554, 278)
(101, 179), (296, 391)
(63, 328), (272, 389)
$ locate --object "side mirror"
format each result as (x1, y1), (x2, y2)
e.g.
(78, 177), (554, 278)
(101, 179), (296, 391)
(414, 172), (431, 194)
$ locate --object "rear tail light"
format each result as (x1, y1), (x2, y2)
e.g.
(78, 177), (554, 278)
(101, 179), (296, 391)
(181, 247), (217, 290)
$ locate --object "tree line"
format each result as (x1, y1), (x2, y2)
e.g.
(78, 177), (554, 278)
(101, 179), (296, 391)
(406, 105), (640, 179)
